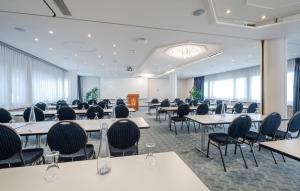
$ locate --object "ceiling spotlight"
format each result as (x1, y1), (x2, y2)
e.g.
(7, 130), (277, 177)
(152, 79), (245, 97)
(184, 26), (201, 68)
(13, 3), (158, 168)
(98, 55), (102, 58)
(165, 43), (207, 59)
(74, 53), (78, 57)
(137, 38), (148, 44)
(48, 30), (54, 34)
(261, 15), (266, 20)
(226, 9), (231, 14)
(113, 44), (117, 48)
(193, 9), (205, 16)
(49, 48), (53, 51)
(113, 52), (117, 55)
(129, 50), (136, 54)
(34, 38), (39, 41)
(87, 34), (92, 38)
(139, 73), (154, 78)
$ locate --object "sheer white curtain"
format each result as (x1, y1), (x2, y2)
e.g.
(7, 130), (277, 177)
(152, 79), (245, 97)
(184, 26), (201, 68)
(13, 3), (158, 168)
(0, 42), (67, 109)
(204, 66), (261, 102)
(287, 59), (295, 105)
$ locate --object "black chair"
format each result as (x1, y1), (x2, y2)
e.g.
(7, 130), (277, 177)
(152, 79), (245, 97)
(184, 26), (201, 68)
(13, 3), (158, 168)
(88, 99), (97, 105)
(149, 98), (159, 113)
(97, 101), (108, 109)
(174, 98), (181, 104)
(72, 99), (81, 105)
(77, 102), (89, 110)
(158, 99), (170, 121)
(176, 100), (184, 106)
(57, 106), (76, 120)
(203, 99), (210, 106)
(0, 107), (12, 123)
(247, 102), (258, 113)
(0, 124), (44, 168)
(47, 121), (95, 162)
(196, 103), (209, 115)
(116, 99), (125, 106)
(115, 105), (129, 118)
(207, 115), (256, 172)
(56, 102), (68, 110)
(244, 112), (282, 164)
(86, 105), (104, 119)
(274, 111), (300, 140)
(107, 119), (140, 157)
(103, 99), (111, 104)
(215, 103), (227, 114)
(232, 102), (243, 113)
(35, 102), (47, 111)
(185, 98), (191, 104)
(57, 100), (67, 105)
(216, 100), (223, 105)
(170, 104), (190, 135)
(23, 107), (45, 122)
(189, 100), (198, 106)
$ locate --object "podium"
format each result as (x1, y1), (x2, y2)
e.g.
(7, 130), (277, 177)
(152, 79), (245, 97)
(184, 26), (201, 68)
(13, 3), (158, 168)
(127, 94), (139, 111)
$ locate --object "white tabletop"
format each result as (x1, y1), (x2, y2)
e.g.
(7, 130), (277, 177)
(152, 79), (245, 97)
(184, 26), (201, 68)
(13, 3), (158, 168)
(159, 106), (198, 111)
(259, 139), (300, 161)
(0, 152), (209, 191)
(3, 117), (149, 135)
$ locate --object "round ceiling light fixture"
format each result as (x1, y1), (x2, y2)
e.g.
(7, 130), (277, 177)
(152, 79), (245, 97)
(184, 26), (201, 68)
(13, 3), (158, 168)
(165, 43), (207, 59)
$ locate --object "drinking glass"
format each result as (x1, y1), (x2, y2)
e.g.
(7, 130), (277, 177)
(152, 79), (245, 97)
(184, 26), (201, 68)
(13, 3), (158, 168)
(9, 119), (16, 128)
(145, 143), (156, 166)
(94, 112), (99, 120)
(44, 151), (60, 182)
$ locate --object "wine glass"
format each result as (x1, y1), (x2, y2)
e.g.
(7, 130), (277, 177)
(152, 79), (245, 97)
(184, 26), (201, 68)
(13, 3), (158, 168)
(44, 151), (60, 182)
(94, 112), (99, 120)
(9, 119), (16, 128)
(145, 143), (156, 166)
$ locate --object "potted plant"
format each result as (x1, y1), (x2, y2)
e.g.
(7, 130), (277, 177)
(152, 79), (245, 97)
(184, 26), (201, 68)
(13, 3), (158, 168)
(85, 88), (99, 102)
(189, 86), (202, 101)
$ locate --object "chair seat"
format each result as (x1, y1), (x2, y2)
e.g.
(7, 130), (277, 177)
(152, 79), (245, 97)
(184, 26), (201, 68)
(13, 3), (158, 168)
(109, 145), (138, 157)
(209, 133), (236, 144)
(59, 144), (95, 162)
(245, 131), (266, 142)
(274, 130), (291, 140)
(0, 148), (43, 168)
(171, 116), (186, 122)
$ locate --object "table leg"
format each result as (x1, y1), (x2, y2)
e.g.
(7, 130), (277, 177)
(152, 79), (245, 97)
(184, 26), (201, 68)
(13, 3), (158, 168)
(168, 112), (172, 129)
(155, 107), (158, 121)
(195, 123), (212, 158)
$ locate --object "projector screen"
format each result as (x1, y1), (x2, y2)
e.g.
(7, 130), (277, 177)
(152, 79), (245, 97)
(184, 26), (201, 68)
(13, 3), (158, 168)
(100, 78), (148, 99)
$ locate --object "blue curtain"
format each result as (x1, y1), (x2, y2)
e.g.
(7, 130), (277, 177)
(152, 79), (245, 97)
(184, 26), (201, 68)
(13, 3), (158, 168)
(293, 58), (300, 114)
(77, 76), (82, 102)
(194, 76), (205, 101)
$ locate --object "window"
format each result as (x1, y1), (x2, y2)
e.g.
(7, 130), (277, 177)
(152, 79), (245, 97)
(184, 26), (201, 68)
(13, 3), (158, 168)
(211, 79), (233, 99)
(204, 81), (208, 98)
(287, 72), (294, 105)
(250, 76), (261, 101)
(235, 78), (247, 100)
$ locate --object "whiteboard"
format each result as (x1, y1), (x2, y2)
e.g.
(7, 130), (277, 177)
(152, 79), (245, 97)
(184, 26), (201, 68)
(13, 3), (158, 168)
(100, 78), (148, 99)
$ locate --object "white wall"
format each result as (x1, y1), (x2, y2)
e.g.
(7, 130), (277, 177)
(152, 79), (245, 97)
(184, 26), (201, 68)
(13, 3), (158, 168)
(80, 76), (101, 100)
(148, 79), (170, 100)
(100, 78), (148, 99)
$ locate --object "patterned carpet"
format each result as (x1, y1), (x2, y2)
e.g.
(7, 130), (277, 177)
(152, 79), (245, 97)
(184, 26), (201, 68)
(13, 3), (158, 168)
(26, 109), (300, 191)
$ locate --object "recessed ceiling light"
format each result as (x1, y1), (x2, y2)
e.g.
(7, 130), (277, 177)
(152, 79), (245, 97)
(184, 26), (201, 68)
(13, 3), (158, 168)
(129, 50), (136, 54)
(48, 30), (54, 34)
(139, 73), (154, 78)
(137, 38), (148, 44)
(87, 34), (92, 38)
(261, 15), (266, 20)
(74, 53), (78, 57)
(231, 59), (235, 62)
(34, 38), (39, 42)
(165, 43), (207, 59)
(49, 48), (53, 51)
(98, 55), (102, 58)
(226, 9), (231, 14)
(113, 44), (117, 48)
(113, 52), (117, 55)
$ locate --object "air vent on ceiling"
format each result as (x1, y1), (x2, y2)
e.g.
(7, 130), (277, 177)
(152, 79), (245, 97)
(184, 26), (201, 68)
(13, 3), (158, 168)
(53, 0), (72, 16)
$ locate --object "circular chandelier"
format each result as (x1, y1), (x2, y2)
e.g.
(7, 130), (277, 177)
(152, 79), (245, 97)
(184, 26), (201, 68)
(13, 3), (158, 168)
(165, 43), (207, 59)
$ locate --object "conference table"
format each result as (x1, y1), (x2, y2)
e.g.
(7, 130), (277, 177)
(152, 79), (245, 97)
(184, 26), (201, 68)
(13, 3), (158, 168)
(259, 139), (300, 162)
(0, 152), (210, 191)
(10, 108), (136, 117)
(157, 106), (198, 124)
(4, 117), (148, 147)
(186, 113), (288, 157)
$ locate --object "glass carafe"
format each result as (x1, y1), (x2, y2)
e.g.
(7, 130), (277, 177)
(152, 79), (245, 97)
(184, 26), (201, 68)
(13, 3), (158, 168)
(97, 123), (111, 175)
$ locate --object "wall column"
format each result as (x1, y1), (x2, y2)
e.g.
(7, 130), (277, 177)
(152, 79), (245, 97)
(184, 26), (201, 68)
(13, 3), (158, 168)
(262, 38), (287, 128)
(169, 72), (178, 100)
(67, 70), (78, 103)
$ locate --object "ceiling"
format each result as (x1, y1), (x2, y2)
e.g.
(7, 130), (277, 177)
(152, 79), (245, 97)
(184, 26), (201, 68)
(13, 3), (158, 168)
(0, 0), (299, 79)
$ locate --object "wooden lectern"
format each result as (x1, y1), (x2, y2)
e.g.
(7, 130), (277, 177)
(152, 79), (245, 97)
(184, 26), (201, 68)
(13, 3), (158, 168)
(127, 94), (139, 111)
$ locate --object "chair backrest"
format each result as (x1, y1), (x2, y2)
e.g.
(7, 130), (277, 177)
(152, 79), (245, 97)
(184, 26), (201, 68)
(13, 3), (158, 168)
(287, 111), (300, 135)
(215, 103), (227, 114)
(216, 100), (223, 105)
(174, 98), (181, 104)
(177, 104), (189, 117)
(0, 107), (12, 123)
(107, 119), (140, 149)
(88, 99), (97, 105)
(86, 105), (104, 119)
(196, 104), (209, 115)
(185, 98), (191, 104)
(35, 102), (47, 111)
(203, 99), (210, 106)
(260, 112), (282, 136)
(189, 100), (198, 106)
(116, 99), (125, 106)
(0, 124), (22, 161)
(57, 100), (67, 105)
(56, 102), (68, 110)
(103, 99), (110, 104)
(228, 115), (252, 139)
(151, 98), (159, 104)
(77, 102), (89, 110)
(233, 102), (243, 113)
(176, 100), (184, 106)
(97, 101), (107, 109)
(23, 107), (45, 122)
(160, 99), (170, 107)
(115, 105), (129, 118)
(47, 121), (87, 155)
(72, 99), (81, 105)
(57, 106), (76, 120)
(247, 102), (258, 113)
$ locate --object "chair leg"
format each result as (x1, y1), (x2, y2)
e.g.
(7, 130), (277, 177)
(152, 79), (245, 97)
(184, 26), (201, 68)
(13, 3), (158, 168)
(234, 143), (237, 155)
(271, 151), (277, 164)
(25, 136), (28, 148)
(181, 121), (183, 131)
(282, 155), (286, 162)
(207, 139), (211, 158)
(225, 144), (228, 156)
(218, 145), (227, 172)
(249, 144), (258, 167)
(238, 144), (248, 169)
(174, 122), (177, 135)
(185, 120), (190, 133)
(193, 121), (197, 133)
